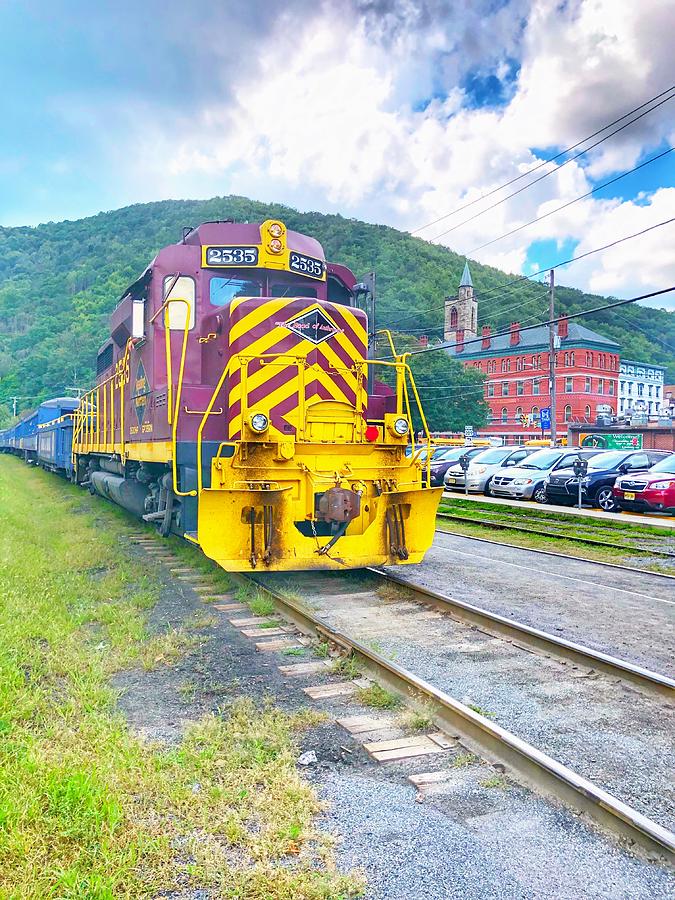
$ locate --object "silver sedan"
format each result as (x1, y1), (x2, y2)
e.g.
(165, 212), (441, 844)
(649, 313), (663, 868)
(444, 446), (536, 493)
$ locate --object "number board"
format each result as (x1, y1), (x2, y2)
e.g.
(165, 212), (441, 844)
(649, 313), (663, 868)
(289, 251), (326, 281)
(204, 246), (259, 267)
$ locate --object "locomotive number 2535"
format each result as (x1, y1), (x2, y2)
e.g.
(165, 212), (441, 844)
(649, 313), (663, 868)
(205, 246), (259, 267)
(289, 251), (325, 279)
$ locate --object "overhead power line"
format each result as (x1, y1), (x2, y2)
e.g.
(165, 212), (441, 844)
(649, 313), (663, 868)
(468, 146), (674, 254)
(392, 215), (675, 330)
(410, 85), (675, 241)
(410, 84), (675, 236)
(427, 90), (675, 244)
(406, 286), (675, 359)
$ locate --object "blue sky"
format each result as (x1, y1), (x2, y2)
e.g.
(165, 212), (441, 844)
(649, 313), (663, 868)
(0, 0), (673, 306)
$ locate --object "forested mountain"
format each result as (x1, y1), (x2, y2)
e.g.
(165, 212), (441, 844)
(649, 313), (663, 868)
(0, 195), (672, 426)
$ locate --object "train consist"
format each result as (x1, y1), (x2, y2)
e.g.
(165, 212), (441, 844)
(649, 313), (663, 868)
(0, 219), (441, 571)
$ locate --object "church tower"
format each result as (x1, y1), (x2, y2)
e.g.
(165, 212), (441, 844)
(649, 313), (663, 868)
(444, 261), (477, 345)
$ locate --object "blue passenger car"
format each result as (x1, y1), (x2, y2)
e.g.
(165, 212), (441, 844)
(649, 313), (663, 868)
(36, 398), (79, 476)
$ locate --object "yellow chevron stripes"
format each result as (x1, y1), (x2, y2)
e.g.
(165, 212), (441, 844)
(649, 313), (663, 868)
(227, 298), (368, 440)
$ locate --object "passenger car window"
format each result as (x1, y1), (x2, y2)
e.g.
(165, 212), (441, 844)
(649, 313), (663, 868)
(627, 453), (649, 469)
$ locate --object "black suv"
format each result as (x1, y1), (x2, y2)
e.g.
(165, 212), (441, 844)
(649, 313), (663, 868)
(544, 448), (670, 511)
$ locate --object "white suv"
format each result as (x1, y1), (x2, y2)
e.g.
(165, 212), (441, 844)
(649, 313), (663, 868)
(489, 448), (600, 503)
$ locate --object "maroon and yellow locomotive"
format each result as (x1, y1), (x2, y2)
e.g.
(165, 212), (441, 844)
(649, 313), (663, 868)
(72, 219), (440, 571)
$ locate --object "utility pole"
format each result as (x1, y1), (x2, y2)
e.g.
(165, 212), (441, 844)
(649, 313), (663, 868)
(11, 396), (18, 418)
(548, 268), (557, 446)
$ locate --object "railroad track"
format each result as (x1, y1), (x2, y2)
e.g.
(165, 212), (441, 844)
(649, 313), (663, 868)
(436, 510), (675, 559)
(247, 568), (675, 863)
(433, 526), (675, 580)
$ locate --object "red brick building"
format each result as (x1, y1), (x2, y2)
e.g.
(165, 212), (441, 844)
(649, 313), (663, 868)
(444, 263), (620, 441)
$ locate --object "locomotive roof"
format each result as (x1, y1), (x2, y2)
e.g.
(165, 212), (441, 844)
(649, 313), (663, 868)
(181, 221), (325, 259)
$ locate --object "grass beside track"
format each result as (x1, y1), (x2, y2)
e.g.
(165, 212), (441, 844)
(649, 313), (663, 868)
(439, 496), (674, 538)
(436, 517), (675, 573)
(0, 457), (360, 899)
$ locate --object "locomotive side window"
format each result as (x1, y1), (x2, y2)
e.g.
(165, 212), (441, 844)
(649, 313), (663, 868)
(210, 277), (261, 306)
(164, 276), (196, 330)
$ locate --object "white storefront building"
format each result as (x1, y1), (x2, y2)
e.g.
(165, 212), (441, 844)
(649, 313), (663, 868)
(618, 359), (666, 417)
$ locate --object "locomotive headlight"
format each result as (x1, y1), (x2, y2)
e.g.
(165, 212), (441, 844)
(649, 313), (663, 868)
(250, 413), (269, 433)
(268, 238), (284, 254)
(268, 222), (284, 237)
(392, 417), (409, 436)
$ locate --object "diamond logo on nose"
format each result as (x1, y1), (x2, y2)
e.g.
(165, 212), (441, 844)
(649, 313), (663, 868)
(285, 308), (340, 344)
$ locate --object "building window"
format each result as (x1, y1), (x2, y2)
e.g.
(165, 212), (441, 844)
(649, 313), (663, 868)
(564, 352), (569, 366)
(531, 406), (539, 420)
(570, 352), (575, 366)
(501, 407), (508, 423)
(487, 383), (495, 397)
(585, 377), (592, 393)
(585, 405), (591, 419)
(516, 357), (523, 372)
(656, 386), (661, 398)
(450, 307), (458, 327)
(532, 380), (540, 395)
(609, 381), (614, 396)
(598, 379), (604, 395)
(565, 376), (573, 392)
(564, 405), (572, 422)
(648, 384), (653, 397)
(637, 383), (644, 397)
(516, 406), (523, 418)
(516, 380), (524, 396)
(502, 381), (509, 396)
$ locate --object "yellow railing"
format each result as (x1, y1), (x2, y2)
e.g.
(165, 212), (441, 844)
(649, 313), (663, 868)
(72, 338), (132, 461)
(150, 296), (195, 497)
(195, 347), (432, 493)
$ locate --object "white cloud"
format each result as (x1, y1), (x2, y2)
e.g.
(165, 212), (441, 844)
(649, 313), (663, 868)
(47, 0), (675, 306)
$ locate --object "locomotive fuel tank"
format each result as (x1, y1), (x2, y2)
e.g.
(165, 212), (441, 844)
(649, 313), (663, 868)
(89, 471), (150, 518)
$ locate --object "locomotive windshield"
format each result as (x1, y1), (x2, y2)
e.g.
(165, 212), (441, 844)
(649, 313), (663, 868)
(209, 276), (261, 306)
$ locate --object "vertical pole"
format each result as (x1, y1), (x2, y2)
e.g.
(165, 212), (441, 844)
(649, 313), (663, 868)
(365, 272), (376, 396)
(548, 269), (557, 447)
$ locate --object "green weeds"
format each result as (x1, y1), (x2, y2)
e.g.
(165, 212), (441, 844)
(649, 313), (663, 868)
(357, 684), (401, 710)
(0, 458), (361, 898)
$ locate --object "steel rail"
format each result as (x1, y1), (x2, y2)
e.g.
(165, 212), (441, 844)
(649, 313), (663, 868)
(434, 526), (675, 581)
(244, 573), (675, 864)
(436, 511), (675, 558)
(372, 569), (675, 699)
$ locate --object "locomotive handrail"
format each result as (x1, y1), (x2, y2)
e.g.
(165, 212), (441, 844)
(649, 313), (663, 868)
(163, 299), (195, 497)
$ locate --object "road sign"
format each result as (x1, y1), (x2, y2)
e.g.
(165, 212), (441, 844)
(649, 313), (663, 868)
(580, 433), (643, 450)
(464, 425), (474, 438)
(540, 407), (551, 430)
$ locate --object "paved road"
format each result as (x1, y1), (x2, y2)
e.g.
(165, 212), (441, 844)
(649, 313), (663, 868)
(393, 531), (675, 676)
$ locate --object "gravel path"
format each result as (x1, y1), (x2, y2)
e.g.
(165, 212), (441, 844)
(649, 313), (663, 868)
(277, 572), (675, 833)
(399, 531), (675, 676)
(317, 770), (673, 899)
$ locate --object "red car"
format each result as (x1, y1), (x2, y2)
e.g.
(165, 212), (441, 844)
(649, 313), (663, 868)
(613, 453), (675, 514)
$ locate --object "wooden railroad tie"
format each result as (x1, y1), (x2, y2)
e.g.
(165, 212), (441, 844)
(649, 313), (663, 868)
(363, 732), (453, 763)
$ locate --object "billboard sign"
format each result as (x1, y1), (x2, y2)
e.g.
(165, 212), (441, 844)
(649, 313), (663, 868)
(580, 433), (643, 450)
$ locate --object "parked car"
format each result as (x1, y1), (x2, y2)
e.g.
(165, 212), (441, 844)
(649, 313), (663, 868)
(544, 449), (670, 511)
(489, 448), (600, 503)
(613, 453), (675, 514)
(444, 446), (536, 494)
(433, 446), (486, 488)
